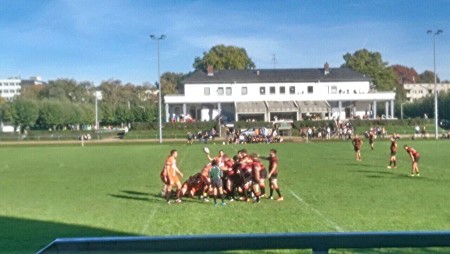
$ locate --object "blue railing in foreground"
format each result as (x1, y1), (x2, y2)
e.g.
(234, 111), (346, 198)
(36, 231), (450, 254)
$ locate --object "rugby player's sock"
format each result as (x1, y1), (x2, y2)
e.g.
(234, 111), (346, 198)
(175, 190), (181, 199)
(393, 161), (396, 167)
(221, 194), (225, 203)
(165, 191), (171, 202)
(276, 189), (282, 197)
(269, 188), (274, 198)
(260, 185), (266, 196)
(213, 196), (217, 204)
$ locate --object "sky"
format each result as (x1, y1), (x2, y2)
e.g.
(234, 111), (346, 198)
(0, 0), (449, 85)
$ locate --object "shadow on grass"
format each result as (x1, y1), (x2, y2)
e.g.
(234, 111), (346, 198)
(0, 215), (132, 254)
(108, 190), (203, 204)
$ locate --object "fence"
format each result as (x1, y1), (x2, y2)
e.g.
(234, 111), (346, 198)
(36, 231), (450, 254)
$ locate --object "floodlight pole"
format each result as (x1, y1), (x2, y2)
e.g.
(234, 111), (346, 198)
(427, 29), (443, 140)
(150, 34), (166, 143)
(95, 91), (99, 130)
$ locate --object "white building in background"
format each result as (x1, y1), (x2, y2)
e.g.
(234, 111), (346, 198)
(0, 76), (46, 101)
(403, 83), (450, 102)
(164, 64), (396, 122)
(0, 78), (21, 101)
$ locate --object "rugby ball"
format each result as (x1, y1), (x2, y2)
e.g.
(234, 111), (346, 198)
(203, 147), (210, 154)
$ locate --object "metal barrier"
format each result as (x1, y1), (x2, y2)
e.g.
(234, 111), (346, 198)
(36, 231), (450, 254)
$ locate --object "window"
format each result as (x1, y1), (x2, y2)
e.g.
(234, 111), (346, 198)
(280, 86), (285, 94)
(217, 87), (224, 95)
(241, 87), (247, 95)
(226, 87), (232, 96)
(307, 86), (313, 94)
(331, 86), (337, 94)
(269, 86), (275, 94)
(260, 87), (266, 95)
(289, 86), (295, 94)
(204, 87), (210, 95)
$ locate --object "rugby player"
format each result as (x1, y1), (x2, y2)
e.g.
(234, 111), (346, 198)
(251, 153), (267, 200)
(161, 149), (184, 204)
(352, 135), (363, 161)
(265, 149), (283, 201)
(387, 135), (398, 169)
(404, 145), (420, 176)
(368, 131), (375, 150)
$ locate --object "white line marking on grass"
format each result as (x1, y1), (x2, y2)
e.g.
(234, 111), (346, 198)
(141, 205), (159, 234)
(289, 190), (344, 232)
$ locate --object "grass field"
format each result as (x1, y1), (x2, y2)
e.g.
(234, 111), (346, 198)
(1, 139), (450, 253)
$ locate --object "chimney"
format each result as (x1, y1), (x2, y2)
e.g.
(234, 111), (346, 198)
(207, 65), (214, 76)
(324, 62), (330, 75)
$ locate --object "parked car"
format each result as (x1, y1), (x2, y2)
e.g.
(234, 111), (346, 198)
(439, 119), (450, 130)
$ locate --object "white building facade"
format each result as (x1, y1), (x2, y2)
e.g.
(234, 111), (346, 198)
(164, 65), (396, 123)
(0, 78), (21, 101)
(404, 83), (450, 102)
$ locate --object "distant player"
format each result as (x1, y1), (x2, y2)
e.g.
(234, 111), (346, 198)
(352, 135), (363, 161)
(368, 131), (375, 150)
(387, 135), (398, 169)
(209, 159), (226, 206)
(265, 149), (283, 201)
(162, 149), (184, 204)
(404, 145), (420, 176)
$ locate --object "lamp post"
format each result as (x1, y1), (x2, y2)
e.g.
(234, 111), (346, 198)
(427, 29), (443, 140)
(150, 34), (166, 143)
(94, 90), (102, 130)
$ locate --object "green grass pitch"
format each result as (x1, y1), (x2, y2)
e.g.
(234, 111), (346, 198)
(1, 140), (450, 253)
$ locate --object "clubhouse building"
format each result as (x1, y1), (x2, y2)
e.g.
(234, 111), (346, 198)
(164, 64), (396, 123)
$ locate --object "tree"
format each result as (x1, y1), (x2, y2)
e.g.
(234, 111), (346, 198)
(38, 100), (66, 130)
(10, 99), (39, 133)
(193, 45), (255, 71)
(160, 72), (185, 95)
(391, 65), (420, 84)
(391, 65), (420, 102)
(419, 70), (440, 84)
(342, 49), (397, 91)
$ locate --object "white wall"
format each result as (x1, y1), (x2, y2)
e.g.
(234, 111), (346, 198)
(179, 81), (371, 103)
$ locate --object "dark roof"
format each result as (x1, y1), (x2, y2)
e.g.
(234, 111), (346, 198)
(183, 67), (371, 84)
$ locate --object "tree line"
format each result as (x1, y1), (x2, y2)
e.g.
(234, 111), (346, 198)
(0, 45), (449, 133)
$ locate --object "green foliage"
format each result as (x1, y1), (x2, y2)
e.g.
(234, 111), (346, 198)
(401, 91), (450, 120)
(10, 99), (39, 133)
(419, 70), (440, 84)
(193, 44), (256, 71)
(161, 72), (185, 94)
(342, 49), (397, 91)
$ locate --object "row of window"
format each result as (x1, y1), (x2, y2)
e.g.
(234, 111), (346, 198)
(0, 89), (20, 94)
(204, 86), (314, 96)
(0, 82), (20, 87)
